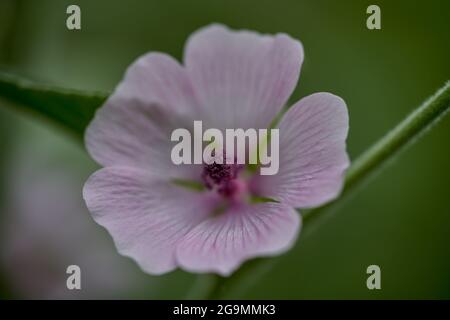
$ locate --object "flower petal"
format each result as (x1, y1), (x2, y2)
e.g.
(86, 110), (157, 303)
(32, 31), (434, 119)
(175, 202), (301, 276)
(184, 24), (304, 130)
(85, 53), (200, 179)
(256, 92), (350, 208)
(83, 167), (216, 275)
(116, 52), (198, 114)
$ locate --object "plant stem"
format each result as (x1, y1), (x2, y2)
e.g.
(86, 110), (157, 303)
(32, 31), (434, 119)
(191, 81), (450, 300)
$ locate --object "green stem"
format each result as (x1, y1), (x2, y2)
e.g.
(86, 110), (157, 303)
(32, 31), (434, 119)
(193, 81), (450, 299)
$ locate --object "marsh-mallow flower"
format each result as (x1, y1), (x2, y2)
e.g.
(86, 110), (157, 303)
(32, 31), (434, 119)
(83, 24), (349, 276)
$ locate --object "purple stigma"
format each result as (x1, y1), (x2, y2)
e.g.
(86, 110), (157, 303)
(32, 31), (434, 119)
(202, 154), (244, 198)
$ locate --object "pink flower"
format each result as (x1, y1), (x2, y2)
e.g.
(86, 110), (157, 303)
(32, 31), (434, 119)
(83, 24), (349, 276)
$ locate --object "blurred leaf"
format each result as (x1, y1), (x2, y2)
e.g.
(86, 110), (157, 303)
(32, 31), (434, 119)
(0, 71), (107, 138)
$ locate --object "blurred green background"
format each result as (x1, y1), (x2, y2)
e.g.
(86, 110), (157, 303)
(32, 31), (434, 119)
(0, 0), (449, 299)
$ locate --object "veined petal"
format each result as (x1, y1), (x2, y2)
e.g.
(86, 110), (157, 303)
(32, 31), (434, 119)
(85, 98), (201, 180)
(176, 202), (301, 276)
(256, 92), (350, 208)
(116, 52), (199, 114)
(83, 167), (216, 275)
(85, 53), (201, 179)
(184, 24), (304, 130)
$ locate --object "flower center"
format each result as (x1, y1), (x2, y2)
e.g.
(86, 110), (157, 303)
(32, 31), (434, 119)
(201, 153), (245, 199)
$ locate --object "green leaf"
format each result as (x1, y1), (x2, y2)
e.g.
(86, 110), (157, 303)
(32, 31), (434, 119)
(0, 71), (108, 138)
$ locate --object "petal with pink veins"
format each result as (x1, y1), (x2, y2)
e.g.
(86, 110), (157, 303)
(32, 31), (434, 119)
(116, 52), (199, 114)
(85, 53), (201, 179)
(184, 24), (304, 130)
(256, 92), (350, 208)
(176, 202), (301, 276)
(83, 166), (217, 275)
(85, 98), (202, 179)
